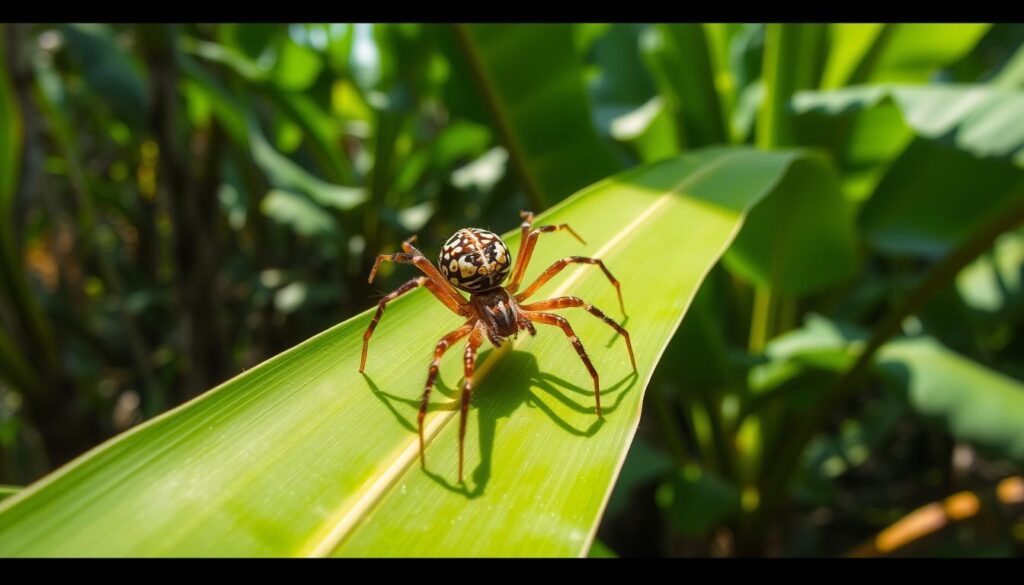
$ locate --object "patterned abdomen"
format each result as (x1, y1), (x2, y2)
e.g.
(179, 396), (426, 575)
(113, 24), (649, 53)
(438, 228), (512, 292)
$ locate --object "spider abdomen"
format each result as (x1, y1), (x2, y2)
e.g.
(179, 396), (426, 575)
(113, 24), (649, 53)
(438, 228), (512, 292)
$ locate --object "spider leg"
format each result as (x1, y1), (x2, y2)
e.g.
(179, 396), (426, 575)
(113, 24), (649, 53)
(360, 276), (465, 372)
(401, 239), (469, 302)
(522, 311), (603, 417)
(506, 211), (586, 294)
(417, 322), (475, 469)
(360, 277), (423, 372)
(368, 238), (467, 311)
(458, 325), (485, 483)
(514, 256), (625, 315)
(521, 296), (636, 371)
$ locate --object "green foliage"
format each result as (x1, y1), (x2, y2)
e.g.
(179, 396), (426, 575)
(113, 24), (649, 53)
(454, 24), (622, 208)
(0, 22), (1022, 558)
(660, 466), (741, 536)
(821, 24), (990, 88)
(878, 338), (1024, 464)
(642, 24), (728, 148)
(795, 85), (1024, 257)
(724, 153), (859, 296)
(59, 24), (148, 129)
(0, 147), (802, 556)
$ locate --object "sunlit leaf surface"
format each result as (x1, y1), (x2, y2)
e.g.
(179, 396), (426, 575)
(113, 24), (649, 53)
(0, 148), (855, 557)
(820, 24), (989, 88)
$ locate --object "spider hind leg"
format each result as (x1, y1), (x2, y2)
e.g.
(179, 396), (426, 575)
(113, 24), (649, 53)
(521, 296), (635, 371)
(458, 327), (485, 483)
(417, 323), (474, 469)
(523, 310), (603, 417)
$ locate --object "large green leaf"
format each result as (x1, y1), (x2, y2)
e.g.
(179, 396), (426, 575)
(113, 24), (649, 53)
(453, 24), (622, 208)
(585, 23), (657, 131)
(271, 38), (324, 92)
(641, 24), (727, 148)
(956, 229), (1024, 315)
(794, 85), (1024, 257)
(861, 147), (1023, 260)
(247, 118), (364, 213)
(608, 96), (681, 164)
(723, 153), (860, 297)
(877, 337), (1024, 464)
(753, 314), (1024, 470)
(820, 24), (885, 89)
(820, 24), (990, 88)
(757, 24), (826, 150)
(994, 39), (1024, 88)
(182, 37), (356, 186)
(260, 190), (340, 240)
(794, 85), (1024, 164)
(0, 147), (807, 557)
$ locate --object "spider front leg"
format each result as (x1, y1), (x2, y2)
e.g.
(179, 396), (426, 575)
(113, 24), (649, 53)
(515, 256), (626, 314)
(360, 277), (467, 372)
(368, 237), (467, 311)
(361, 241), (468, 373)
(522, 311), (603, 417)
(521, 296), (636, 371)
(417, 323), (475, 469)
(458, 326), (485, 483)
(506, 211), (586, 294)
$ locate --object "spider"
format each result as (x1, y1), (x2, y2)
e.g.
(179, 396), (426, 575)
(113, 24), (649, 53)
(359, 211), (636, 483)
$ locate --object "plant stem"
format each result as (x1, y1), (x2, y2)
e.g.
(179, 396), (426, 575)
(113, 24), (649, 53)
(653, 24), (728, 148)
(451, 24), (546, 211)
(750, 24), (811, 352)
(756, 24), (800, 151)
(748, 285), (775, 353)
(701, 24), (738, 143)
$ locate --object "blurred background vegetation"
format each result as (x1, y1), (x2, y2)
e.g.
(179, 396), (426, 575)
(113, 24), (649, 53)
(1, 22), (1023, 557)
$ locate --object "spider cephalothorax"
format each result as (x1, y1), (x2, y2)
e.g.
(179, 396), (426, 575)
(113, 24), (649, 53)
(360, 211), (636, 483)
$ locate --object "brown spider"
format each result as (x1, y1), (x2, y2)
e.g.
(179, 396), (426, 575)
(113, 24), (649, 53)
(359, 211), (636, 483)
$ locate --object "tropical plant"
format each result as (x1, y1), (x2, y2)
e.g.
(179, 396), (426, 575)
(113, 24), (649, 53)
(0, 22), (1021, 557)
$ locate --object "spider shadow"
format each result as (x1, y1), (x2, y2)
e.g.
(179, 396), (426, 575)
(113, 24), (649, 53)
(362, 370), (461, 435)
(364, 347), (639, 499)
